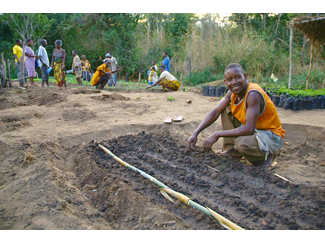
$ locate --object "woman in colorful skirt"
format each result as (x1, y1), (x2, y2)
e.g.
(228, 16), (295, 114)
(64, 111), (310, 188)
(24, 39), (38, 87)
(50, 40), (67, 87)
(146, 65), (180, 92)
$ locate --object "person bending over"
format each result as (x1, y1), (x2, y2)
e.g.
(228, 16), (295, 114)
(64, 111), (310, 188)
(90, 59), (122, 90)
(146, 65), (180, 92)
(187, 63), (285, 167)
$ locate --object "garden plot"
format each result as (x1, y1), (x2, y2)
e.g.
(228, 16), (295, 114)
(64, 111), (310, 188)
(0, 84), (324, 230)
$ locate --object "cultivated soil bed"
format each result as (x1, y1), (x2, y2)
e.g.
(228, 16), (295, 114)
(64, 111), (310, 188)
(0, 82), (324, 230)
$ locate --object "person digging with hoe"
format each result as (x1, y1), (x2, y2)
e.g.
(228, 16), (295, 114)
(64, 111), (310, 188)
(187, 63), (285, 168)
(90, 59), (122, 90)
(146, 65), (180, 92)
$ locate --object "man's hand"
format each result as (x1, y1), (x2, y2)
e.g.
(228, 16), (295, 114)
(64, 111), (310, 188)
(118, 67), (123, 71)
(187, 134), (198, 150)
(146, 85), (151, 89)
(202, 132), (220, 152)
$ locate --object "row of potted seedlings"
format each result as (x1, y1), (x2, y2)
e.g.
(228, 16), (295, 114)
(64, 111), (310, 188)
(202, 85), (325, 111)
(202, 86), (228, 97)
(265, 89), (325, 111)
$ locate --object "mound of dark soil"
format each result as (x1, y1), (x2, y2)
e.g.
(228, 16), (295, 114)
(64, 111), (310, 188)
(73, 132), (325, 230)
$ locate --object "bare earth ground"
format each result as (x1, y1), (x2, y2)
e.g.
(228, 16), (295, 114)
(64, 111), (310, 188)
(0, 82), (324, 230)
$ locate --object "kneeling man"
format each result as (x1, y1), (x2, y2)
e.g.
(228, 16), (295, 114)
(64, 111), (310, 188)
(187, 63), (285, 167)
(146, 65), (180, 92)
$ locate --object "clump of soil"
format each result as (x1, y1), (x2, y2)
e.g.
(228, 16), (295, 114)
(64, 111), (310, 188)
(72, 87), (101, 94)
(0, 98), (15, 111)
(25, 89), (67, 106)
(91, 93), (130, 101)
(73, 132), (325, 230)
(0, 114), (31, 132)
(62, 108), (96, 122)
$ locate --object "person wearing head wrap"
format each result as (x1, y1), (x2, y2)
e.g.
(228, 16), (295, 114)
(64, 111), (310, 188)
(90, 59), (122, 90)
(50, 40), (67, 87)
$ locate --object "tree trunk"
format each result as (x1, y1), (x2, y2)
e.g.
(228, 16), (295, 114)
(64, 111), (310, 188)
(7, 59), (11, 88)
(137, 72), (142, 92)
(272, 13), (282, 47)
(306, 39), (314, 90)
(288, 25), (293, 89)
(187, 33), (193, 82)
(300, 36), (308, 67)
(1, 53), (7, 87)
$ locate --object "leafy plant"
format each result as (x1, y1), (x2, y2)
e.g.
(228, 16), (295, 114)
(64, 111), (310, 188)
(167, 96), (175, 101)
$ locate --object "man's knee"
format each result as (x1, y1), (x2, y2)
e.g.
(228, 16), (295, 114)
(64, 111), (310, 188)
(234, 136), (259, 153)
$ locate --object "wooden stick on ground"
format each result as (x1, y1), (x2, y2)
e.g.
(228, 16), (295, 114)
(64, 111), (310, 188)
(274, 173), (295, 184)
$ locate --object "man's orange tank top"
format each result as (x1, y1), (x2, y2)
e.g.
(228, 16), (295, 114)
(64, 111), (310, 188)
(231, 82), (285, 138)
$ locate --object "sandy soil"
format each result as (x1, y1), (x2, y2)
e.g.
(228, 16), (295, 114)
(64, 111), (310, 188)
(0, 82), (324, 230)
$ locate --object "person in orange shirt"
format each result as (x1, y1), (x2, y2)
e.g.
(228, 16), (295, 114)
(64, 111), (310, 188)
(91, 59), (122, 89)
(187, 63), (285, 168)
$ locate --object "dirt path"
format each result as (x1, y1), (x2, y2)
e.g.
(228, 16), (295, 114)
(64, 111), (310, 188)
(0, 84), (324, 230)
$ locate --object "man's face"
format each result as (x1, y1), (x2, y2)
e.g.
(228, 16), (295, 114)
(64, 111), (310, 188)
(163, 52), (166, 58)
(81, 55), (85, 60)
(105, 60), (111, 66)
(224, 67), (247, 94)
(42, 40), (47, 47)
(159, 67), (164, 73)
(17, 40), (22, 46)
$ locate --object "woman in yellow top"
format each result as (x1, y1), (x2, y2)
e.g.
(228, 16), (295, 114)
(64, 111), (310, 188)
(146, 65), (180, 92)
(187, 63), (285, 168)
(91, 59), (122, 89)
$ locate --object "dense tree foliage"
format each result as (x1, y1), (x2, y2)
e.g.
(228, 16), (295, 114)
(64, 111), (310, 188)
(0, 13), (324, 88)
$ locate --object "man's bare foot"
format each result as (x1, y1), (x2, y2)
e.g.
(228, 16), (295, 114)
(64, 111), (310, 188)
(253, 154), (276, 168)
(217, 149), (242, 158)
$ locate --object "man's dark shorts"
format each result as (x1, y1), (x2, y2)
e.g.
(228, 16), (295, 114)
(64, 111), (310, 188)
(41, 65), (49, 81)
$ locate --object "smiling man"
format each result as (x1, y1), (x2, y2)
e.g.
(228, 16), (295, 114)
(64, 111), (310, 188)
(187, 63), (285, 168)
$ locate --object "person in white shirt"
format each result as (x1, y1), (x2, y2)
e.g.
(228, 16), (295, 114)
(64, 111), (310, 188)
(146, 65), (180, 92)
(108, 52), (118, 86)
(38, 39), (49, 87)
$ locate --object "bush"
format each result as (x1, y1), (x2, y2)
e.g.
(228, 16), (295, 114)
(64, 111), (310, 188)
(183, 67), (222, 86)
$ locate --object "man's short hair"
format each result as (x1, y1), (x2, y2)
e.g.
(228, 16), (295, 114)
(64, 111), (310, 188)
(40, 39), (46, 44)
(159, 65), (166, 70)
(163, 51), (168, 55)
(15, 39), (21, 44)
(73, 50), (77, 54)
(224, 63), (244, 74)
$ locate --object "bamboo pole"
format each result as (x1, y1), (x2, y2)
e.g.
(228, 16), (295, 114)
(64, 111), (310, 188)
(9, 76), (30, 83)
(306, 39), (314, 90)
(98, 144), (244, 230)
